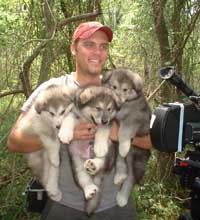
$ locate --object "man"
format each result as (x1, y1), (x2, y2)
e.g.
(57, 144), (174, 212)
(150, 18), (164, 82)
(7, 21), (152, 220)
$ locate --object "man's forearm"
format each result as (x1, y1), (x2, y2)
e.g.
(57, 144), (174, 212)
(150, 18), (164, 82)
(132, 133), (152, 149)
(7, 131), (42, 153)
(7, 113), (43, 153)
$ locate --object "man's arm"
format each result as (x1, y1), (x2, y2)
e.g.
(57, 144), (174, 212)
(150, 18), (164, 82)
(131, 133), (152, 149)
(109, 120), (152, 149)
(7, 112), (98, 153)
(7, 112), (43, 153)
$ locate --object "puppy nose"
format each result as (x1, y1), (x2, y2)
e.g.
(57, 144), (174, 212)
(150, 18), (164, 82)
(101, 119), (108, 124)
(56, 125), (61, 129)
(117, 105), (121, 111)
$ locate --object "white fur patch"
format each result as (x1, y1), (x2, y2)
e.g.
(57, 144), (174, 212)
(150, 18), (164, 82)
(58, 112), (75, 144)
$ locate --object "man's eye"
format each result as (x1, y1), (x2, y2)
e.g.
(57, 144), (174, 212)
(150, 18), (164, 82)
(84, 42), (94, 48)
(100, 44), (109, 51)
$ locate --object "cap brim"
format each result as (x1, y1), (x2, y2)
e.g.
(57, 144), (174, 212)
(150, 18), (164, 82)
(98, 26), (113, 42)
(77, 26), (113, 42)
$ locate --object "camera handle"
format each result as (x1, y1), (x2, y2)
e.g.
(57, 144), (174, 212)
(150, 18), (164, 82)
(177, 175), (200, 220)
(177, 189), (200, 220)
(159, 66), (197, 98)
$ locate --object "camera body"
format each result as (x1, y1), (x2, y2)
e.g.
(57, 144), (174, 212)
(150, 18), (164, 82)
(151, 102), (200, 152)
(151, 101), (200, 192)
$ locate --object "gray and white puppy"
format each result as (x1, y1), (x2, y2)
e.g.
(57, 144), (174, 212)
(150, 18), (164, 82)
(103, 68), (151, 206)
(58, 85), (117, 214)
(19, 85), (74, 201)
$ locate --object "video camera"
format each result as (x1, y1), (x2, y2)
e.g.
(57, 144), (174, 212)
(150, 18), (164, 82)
(150, 66), (200, 220)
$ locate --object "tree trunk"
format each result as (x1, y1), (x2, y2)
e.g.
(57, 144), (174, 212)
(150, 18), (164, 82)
(152, 0), (171, 66)
(38, 0), (55, 85)
(152, 0), (175, 181)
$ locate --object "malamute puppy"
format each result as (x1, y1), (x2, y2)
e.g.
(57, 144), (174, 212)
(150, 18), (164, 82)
(19, 85), (74, 201)
(58, 85), (117, 214)
(103, 68), (151, 206)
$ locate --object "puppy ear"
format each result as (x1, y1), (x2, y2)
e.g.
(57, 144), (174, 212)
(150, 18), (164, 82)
(74, 88), (84, 108)
(110, 91), (122, 109)
(78, 87), (99, 105)
(126, 70), (143, 91)
(76, 86), (106, 106)
(34, 100), (47, 114)
(102, 70), (113, 84)
(62, 87), (76, 103)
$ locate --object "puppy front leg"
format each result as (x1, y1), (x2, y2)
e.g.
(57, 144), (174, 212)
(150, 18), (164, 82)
(116, 153), (134, 207)
(46, 165), (62, 201)
(114, 154), (127, 185)
(41, 138), (60, 167)
(118, 124), (136, 157)
(94, 126), (110, 157)
(58, 112), (76, 144)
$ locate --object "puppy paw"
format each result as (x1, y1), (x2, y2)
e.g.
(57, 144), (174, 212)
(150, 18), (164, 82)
(114, 173), (127, 185)
(84, 184), (99, 200)
(84, 159), (98, 175)
(49, 190), (62, 202)
(47, 185), (62, 201)
(116, 192), (128, 207)
(58, 129), (73, 144)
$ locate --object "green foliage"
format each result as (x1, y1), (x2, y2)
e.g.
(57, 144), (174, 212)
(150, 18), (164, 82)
(134, 182), (182, 220)
(133, 150), (190, 220)
(1, 0), (200, 219)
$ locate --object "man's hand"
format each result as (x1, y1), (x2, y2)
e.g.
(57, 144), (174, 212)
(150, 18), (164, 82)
(73, 122), (97, 140)
(109, 120), (118, 142)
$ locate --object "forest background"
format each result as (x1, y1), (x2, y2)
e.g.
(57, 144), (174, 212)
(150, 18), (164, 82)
(1, 0), (200, 220)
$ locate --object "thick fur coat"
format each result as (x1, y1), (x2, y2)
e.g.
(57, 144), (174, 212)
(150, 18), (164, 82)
(20, 85), (74, 201)
(103, 68), (151, 206)
(58, 85), (118, 214)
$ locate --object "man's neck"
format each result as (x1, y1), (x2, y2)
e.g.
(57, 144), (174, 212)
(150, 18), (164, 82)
(74, 72), (101, 86)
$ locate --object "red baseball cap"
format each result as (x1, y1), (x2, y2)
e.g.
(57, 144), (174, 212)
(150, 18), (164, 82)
(72, 21), (113, 43)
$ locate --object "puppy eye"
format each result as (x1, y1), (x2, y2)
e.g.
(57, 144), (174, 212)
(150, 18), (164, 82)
(50, 112), (55, 116)
(60, 110), (65, 115)
(123, 88), (128, 92)
(95, 107), (101, 111)
(112, 85), (117, 90)
(107, 107), (111, 111)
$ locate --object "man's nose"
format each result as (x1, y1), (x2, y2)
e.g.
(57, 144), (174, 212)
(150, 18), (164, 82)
(93, 46), (102, 54)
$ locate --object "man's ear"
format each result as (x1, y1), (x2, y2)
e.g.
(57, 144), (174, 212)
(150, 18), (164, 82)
(70, 43), (76, 56)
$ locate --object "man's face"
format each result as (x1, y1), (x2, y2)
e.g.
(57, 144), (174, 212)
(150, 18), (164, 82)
(71, 30), (109, 77)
